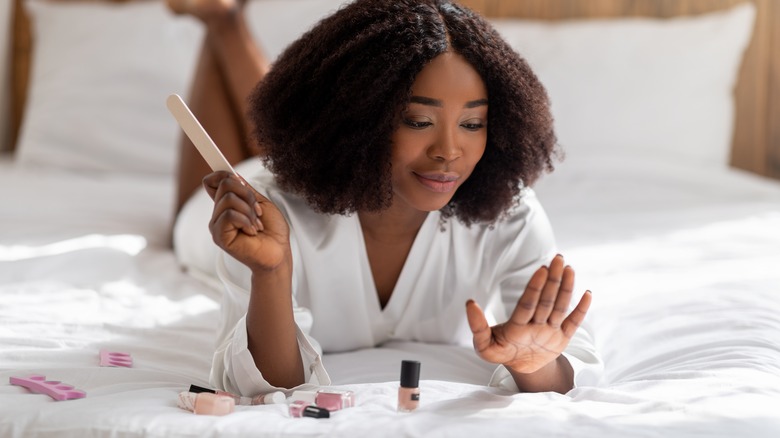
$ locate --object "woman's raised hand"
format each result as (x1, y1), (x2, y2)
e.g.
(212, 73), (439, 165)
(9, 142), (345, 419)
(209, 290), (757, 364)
(203, 171), (290, 272)
(465, 254), (591, 374)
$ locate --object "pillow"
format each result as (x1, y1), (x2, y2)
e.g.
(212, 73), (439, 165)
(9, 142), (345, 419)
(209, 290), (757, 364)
(16, 1), (754, 174)
(490, 3), (755, 168)
(16, 0), (203, 175)
(15, 0), (350, 175)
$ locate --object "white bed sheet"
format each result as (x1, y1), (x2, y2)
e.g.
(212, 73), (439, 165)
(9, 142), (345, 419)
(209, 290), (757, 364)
(1, 154), (779, 437)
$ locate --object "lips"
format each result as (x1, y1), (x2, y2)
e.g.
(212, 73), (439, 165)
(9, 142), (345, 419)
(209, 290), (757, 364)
(413, 172), (460, 193)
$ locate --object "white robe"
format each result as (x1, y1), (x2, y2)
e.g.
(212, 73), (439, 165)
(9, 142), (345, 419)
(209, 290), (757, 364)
(174, 159), (602, 396)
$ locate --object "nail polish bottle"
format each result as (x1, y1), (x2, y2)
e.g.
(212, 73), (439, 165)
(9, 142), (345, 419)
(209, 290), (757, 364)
(290, 389), (356, 411)
(289, 400), (330, 418)
(314, 390), (355, 411)
(177, 391), (235, 416)
(397, 360), (420, 412)
(189, 384), (285, 406)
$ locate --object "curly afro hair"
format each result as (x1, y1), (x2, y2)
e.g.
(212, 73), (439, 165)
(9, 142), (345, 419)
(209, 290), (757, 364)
(248, 0), (557, 225)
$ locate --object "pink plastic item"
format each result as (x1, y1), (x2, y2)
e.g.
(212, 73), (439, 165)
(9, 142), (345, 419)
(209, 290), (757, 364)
(10, 375), (87, 401)
(99, 350), (133, 367)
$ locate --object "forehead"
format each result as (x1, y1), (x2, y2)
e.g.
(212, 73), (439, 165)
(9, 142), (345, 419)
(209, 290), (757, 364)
(410, 52), (487, 101)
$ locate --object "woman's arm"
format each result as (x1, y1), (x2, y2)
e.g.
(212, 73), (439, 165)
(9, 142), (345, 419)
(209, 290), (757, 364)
(505, 354), (574, 394)
(245, 261), (305, 388)
(204, 171), (304, 388)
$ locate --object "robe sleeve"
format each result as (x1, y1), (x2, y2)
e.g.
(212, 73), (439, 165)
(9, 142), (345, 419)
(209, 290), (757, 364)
(209, 250), (332, 397)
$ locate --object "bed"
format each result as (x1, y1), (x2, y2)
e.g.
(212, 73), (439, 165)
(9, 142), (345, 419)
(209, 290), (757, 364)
(1, 0), (779, 437)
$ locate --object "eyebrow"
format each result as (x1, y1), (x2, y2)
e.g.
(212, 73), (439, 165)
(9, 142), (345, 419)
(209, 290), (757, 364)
(410, 96), (488, 109)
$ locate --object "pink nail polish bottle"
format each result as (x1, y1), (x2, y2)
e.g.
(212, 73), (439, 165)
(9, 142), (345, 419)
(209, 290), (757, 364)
(397, 360), (420, 413)
(315, 390), (355, 411)
(290, 389), (356, 412)
(177, 392), (235, 416)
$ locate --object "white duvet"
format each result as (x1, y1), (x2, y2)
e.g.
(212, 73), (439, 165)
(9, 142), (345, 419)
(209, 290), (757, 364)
(1, 155), (779, 437)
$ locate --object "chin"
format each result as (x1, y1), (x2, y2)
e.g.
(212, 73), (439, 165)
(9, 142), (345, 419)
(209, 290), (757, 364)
(409, 195), (454, 213)
(393, 181), (458, 213)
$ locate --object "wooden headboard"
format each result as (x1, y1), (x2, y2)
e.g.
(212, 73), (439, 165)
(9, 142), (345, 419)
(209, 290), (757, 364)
(10, 0), (780, 179)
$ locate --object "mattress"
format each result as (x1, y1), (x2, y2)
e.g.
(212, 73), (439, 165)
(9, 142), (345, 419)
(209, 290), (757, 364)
(1, 154), (779, 437)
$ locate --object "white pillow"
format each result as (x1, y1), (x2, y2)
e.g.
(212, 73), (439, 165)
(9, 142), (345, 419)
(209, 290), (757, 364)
(16, 0), (754, 175)
(14, 0), (351, 175)
(16, 0), (203, 175)
(491, 3), (755, 168)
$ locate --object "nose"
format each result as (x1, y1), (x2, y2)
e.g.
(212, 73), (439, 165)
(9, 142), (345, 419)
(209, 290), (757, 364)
(427, 126), (462, 163)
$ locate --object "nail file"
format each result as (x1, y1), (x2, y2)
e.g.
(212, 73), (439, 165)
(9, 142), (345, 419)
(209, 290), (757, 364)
(166, 94), (238, 176)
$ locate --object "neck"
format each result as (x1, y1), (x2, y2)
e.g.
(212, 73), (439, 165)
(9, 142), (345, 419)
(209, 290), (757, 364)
(358, 205), (429, 243)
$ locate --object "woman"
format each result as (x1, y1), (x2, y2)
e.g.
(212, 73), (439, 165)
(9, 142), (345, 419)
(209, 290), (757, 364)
(171, 0), (601, 397)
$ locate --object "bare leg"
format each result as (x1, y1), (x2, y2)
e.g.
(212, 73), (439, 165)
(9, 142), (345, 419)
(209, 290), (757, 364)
(173, 2), (271, 214)
(174, 41), (244, 214)
(204, 13), (270, 140)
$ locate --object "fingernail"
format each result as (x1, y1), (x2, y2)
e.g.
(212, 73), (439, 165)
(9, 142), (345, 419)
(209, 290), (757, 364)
(255, 218), (264, 231)
(255, 203), (263, 216)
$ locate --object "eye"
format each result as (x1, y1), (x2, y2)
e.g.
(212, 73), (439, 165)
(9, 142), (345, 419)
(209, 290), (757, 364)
(460, 121), (485, 131)
(403, 119), (433, 129)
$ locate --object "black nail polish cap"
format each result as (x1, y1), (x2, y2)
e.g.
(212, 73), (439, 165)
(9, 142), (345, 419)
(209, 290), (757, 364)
(189, 384), (215, 394)
(303, 406), (330, 418)
(400, 360), (421, 388)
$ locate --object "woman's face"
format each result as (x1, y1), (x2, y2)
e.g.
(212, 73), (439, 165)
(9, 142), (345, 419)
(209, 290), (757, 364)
(390, 51), (488, 214)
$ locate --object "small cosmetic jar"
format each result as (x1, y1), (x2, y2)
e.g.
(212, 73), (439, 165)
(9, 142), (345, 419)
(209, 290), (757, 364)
(290, 389), (356, 412)
(314, 390), (356, 411)
(178, 392), (235, 416)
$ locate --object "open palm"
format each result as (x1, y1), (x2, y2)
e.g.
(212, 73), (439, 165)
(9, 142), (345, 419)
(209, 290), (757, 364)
(466, 254), (591, 374)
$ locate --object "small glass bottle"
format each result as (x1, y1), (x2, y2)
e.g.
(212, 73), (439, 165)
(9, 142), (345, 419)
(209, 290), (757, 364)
(397, 360), (421, 412)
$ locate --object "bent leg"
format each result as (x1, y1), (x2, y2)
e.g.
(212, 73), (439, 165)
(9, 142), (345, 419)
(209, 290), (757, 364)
(174, 6), (271, 214)
(205, 13), (270, 147)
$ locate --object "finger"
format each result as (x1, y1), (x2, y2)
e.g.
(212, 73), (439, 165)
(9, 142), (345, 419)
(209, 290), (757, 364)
(212, 191), (260, 236)
(254, 202), (264, 231)
(560, 290), (592, 339)
(202, 171), (234, 200)
(211, 208), (258, 239)
(508, 266), (547, 325)
(548, 265), (575, 328)
(214, 175), (258, 209)
(533, 254), (564, 323)
(465, 300), (492, 353)
(215, 177), (265, 232)
(245, 183), (279, 233)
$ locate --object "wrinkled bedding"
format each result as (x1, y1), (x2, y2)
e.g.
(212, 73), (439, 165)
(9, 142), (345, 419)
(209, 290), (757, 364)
(1, 156), (779, 437)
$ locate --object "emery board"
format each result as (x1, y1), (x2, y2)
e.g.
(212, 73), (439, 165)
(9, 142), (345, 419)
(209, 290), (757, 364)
(166, 94), (238, 176)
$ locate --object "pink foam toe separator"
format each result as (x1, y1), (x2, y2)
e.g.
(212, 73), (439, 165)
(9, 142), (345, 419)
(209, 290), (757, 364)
(10, 375), (87, 401)
(100, 350), (133, 367)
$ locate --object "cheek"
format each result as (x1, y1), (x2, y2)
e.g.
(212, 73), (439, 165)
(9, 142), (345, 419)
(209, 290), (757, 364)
(465, 134), (488, 162)
(390, 131), (427, 164)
